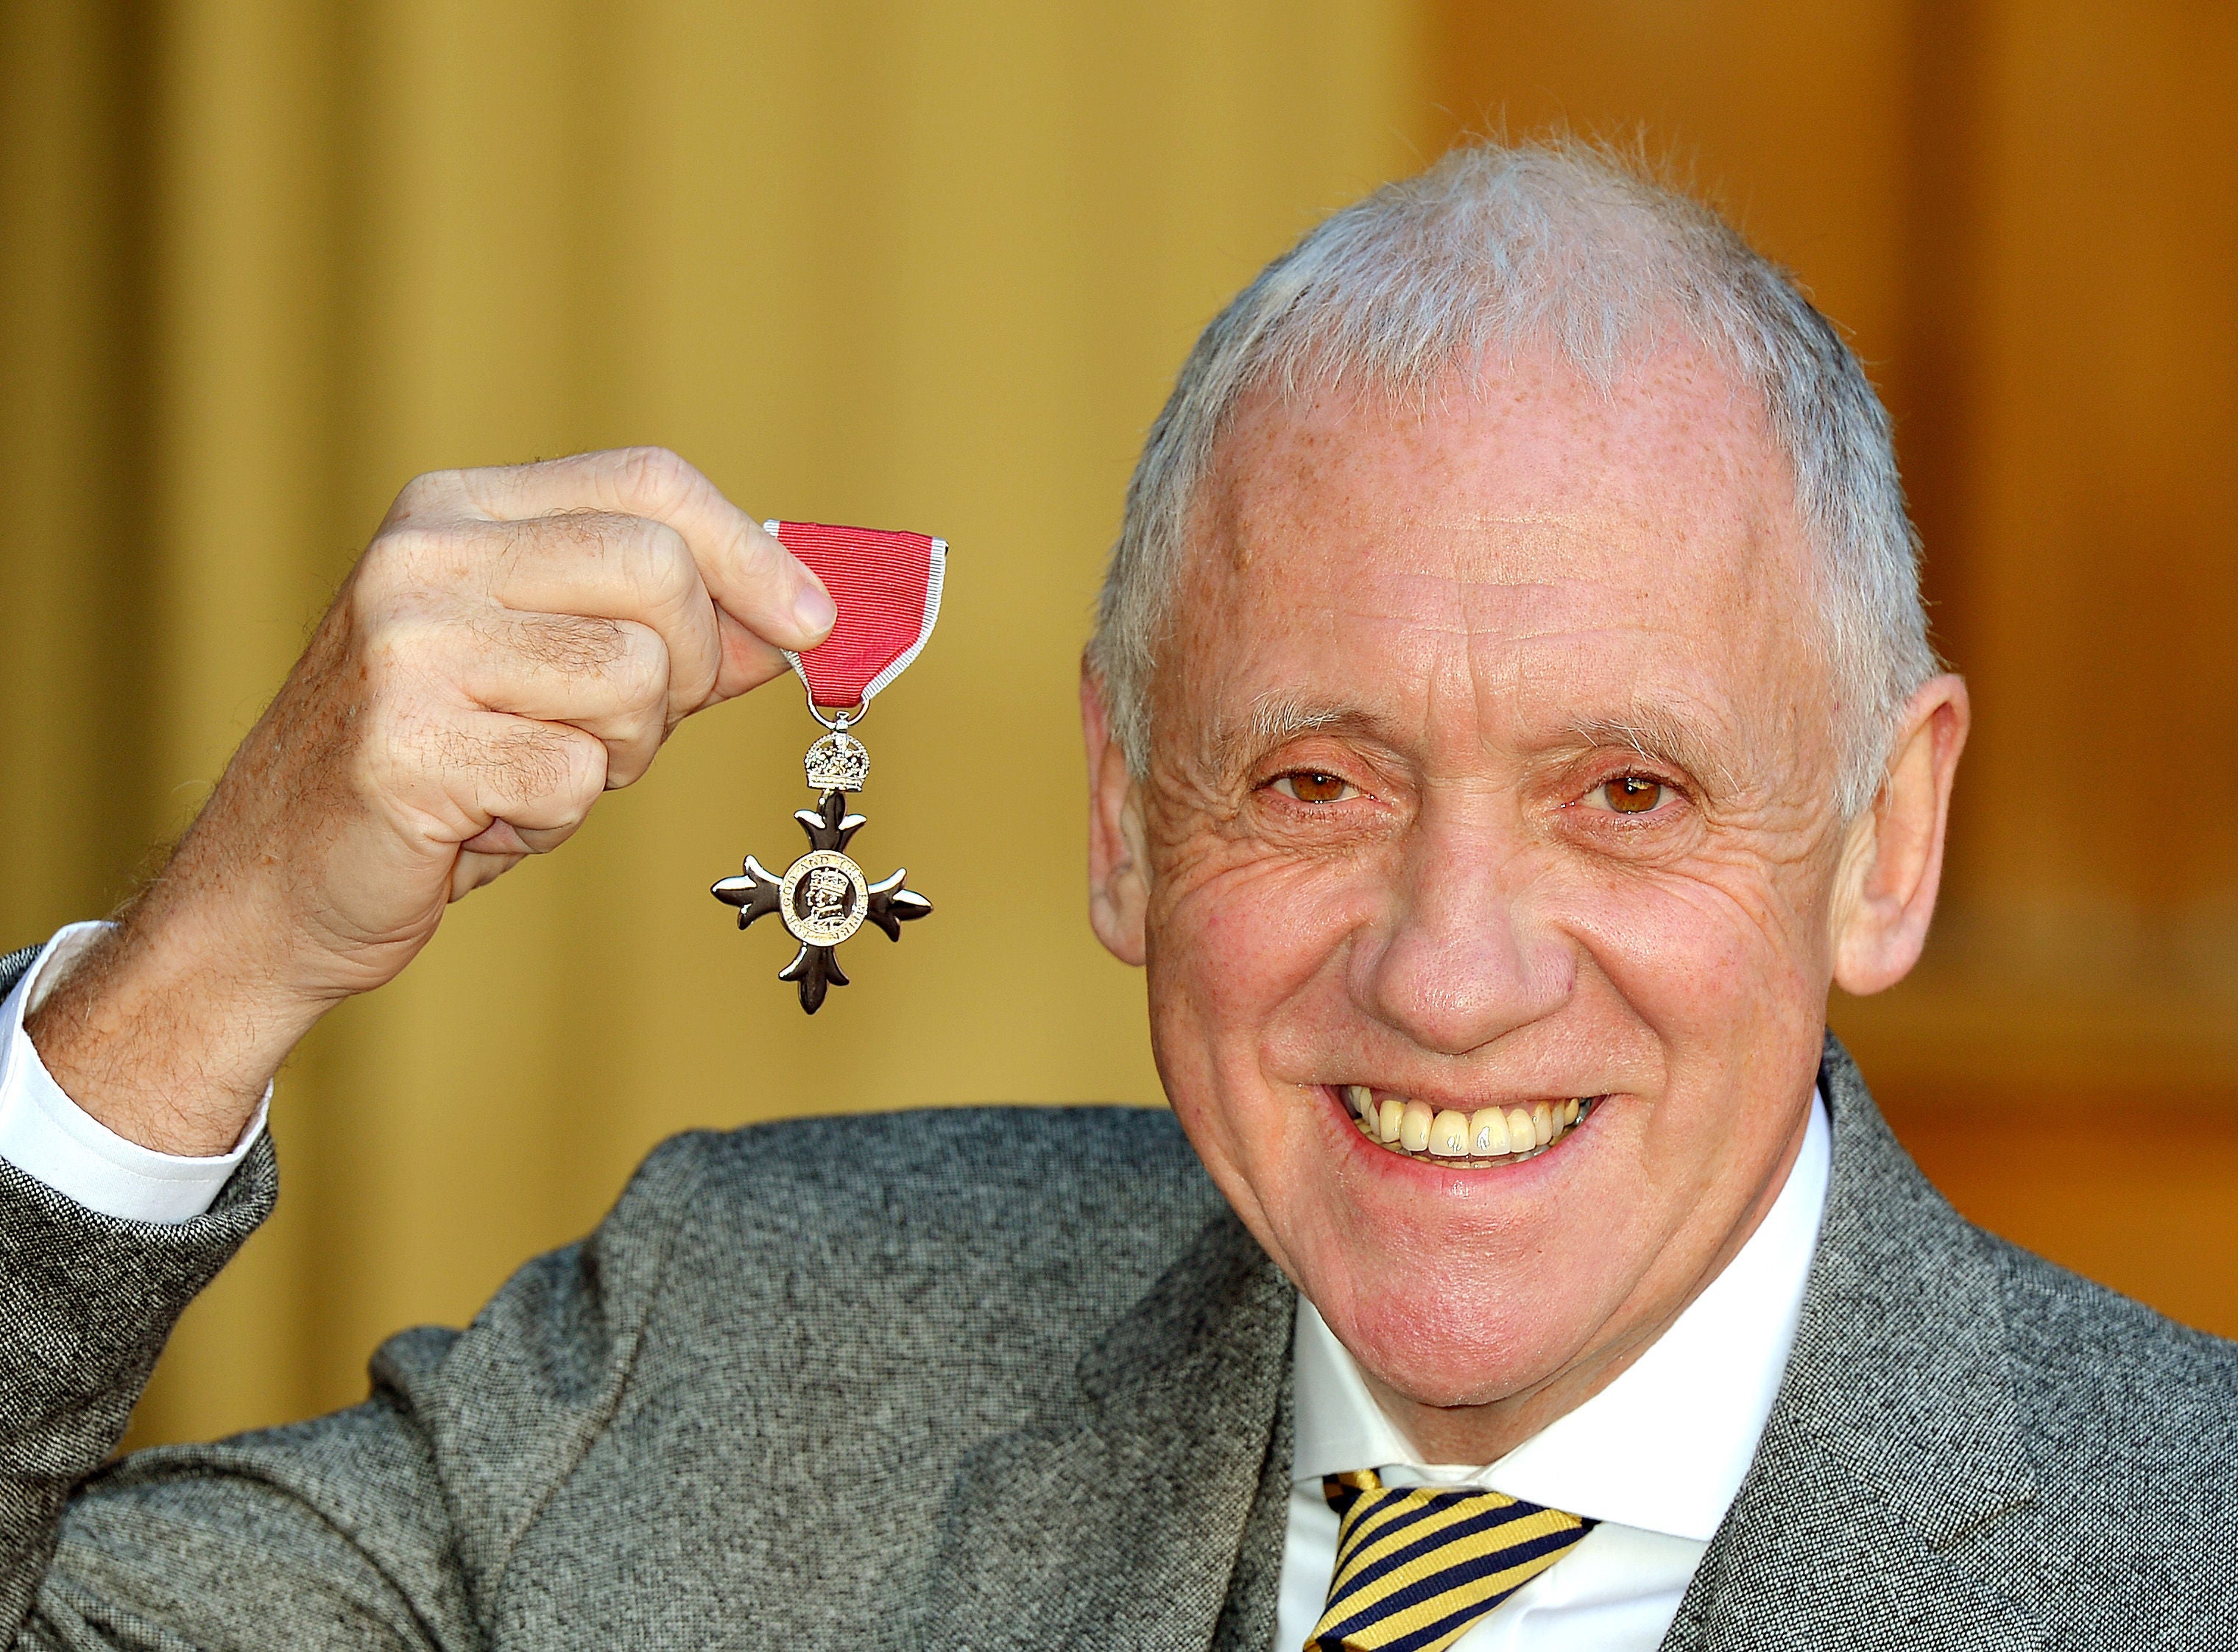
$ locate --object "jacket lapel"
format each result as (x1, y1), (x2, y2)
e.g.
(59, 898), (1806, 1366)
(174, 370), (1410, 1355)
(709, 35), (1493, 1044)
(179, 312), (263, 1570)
(914, 1207), (1296, 1651)
(1661, 1037), (2050, 1651)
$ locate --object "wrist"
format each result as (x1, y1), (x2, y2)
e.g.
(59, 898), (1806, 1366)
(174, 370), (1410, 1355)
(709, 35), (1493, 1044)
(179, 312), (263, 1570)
(24, 894), (325, 1157)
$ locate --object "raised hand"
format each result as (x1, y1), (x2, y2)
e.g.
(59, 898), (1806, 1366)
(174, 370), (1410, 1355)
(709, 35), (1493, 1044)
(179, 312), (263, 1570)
(27, 448), (833, 1155)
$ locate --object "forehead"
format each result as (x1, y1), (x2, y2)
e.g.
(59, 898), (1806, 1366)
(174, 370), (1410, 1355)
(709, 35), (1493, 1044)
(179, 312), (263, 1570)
(1171, 345), (1821, 763)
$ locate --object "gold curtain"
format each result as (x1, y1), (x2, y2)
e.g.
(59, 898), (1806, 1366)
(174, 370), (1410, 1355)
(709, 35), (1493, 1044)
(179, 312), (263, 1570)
(0, 0), (1431, 1446)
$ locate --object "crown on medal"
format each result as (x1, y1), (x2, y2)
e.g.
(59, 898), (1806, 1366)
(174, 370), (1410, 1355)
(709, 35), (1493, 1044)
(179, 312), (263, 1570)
(805, 730), (871, 793)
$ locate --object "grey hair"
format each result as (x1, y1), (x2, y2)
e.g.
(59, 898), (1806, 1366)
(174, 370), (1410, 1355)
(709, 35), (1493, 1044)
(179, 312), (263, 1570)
(1087, 139), (1937, 818)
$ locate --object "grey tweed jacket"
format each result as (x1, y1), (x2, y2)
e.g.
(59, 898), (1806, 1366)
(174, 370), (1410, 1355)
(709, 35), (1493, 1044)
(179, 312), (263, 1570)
(2, 949), (2235, 1648)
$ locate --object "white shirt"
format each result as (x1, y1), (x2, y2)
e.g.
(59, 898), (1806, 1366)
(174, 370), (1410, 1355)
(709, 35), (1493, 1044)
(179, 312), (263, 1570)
(1, 919), (1829, 1651)
(0, 922), (266, 1222)
(1278, 1094), (1831, 1652)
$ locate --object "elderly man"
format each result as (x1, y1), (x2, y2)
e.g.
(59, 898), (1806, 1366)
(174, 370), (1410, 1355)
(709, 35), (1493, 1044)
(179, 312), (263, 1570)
(2, 142), (2232, 1649)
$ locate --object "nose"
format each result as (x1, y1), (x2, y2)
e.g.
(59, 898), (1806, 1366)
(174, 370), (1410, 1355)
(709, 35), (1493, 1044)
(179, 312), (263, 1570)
(1352, 797), (1573, 1057)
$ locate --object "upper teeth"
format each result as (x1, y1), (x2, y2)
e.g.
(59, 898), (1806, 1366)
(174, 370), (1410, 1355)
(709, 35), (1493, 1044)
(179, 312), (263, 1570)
(1341, 1084), (1589, 1165)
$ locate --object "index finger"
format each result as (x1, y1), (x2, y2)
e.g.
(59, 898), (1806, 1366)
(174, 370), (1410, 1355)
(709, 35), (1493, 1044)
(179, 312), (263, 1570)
(438, 448), (839, 661)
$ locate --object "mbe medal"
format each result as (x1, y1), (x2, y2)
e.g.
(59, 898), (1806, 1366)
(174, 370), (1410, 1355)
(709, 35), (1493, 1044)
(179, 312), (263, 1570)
(711, 521), (943, 1013)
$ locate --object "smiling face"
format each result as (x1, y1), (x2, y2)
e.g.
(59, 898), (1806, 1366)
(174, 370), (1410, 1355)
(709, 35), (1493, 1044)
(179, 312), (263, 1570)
(1096, 342), (1875, 1455)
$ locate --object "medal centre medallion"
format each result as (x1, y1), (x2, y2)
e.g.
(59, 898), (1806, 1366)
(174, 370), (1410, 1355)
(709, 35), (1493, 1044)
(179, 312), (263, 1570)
(779, 849), (869, 947)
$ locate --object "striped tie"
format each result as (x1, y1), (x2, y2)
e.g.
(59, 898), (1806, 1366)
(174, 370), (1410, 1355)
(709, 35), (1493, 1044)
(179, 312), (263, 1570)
(1307, 1469), (1595, 1652)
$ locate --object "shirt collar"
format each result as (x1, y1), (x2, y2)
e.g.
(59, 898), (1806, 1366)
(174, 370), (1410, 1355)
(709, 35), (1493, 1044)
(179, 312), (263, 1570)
(1290, 1090), (1832, 1543)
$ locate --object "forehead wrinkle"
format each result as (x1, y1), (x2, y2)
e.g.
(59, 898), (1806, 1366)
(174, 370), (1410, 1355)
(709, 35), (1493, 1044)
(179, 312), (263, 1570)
(1417, 509), (1620, 589)
(1455, 579), (1798, 797)
(1360, 562), (1650, 635)
(1178, 512), (1781, 789)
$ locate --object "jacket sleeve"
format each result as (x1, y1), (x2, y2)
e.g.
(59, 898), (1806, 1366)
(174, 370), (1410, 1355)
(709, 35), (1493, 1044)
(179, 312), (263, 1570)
(0, 951), (38, 1001)
(2, 1120), (705, 1651)
(0, 1144), (277, 1644)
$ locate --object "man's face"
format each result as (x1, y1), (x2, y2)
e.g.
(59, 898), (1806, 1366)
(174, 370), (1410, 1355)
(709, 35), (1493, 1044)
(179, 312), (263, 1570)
(1127, 346), (1848, 1427)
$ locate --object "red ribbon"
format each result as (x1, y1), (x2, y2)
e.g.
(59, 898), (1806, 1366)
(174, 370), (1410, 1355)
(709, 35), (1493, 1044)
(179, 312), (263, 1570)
(768, 520), (946, 710)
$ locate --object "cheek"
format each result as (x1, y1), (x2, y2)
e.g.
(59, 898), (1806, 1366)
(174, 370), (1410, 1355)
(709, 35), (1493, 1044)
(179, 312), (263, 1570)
(1148, 845), (1366, 1031)
(1578, 886), (1752, 1027)
(1562, 868), (1828, 1162)
(1143, 843), (1377, 1191)
(1567, 853), (1824, 1032)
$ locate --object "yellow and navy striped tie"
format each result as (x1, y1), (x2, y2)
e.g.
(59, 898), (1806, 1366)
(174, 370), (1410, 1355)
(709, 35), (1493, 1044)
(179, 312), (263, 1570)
(1307, 1469), (1594, 1652)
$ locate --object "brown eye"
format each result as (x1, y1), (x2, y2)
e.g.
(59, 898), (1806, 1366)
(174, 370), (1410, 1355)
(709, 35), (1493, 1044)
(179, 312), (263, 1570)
(1601, 776), (1664, 813)
(1276, 772), (1352, 803)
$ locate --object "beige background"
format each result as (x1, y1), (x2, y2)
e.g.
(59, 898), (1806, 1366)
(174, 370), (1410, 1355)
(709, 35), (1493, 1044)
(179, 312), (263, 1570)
(0, 1), (2231, 1448)
(1432, 0), (2238, 1335)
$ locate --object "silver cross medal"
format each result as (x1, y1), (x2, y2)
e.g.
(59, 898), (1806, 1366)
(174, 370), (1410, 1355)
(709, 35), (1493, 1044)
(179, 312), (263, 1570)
(710, 519), (944, 1014)
(712, 724), (933, 1014)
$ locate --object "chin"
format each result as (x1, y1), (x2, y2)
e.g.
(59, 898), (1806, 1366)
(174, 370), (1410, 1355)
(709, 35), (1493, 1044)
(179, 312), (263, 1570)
(1186, 1079), (1663, 1412)
(1307, 1235), (1609, 1409)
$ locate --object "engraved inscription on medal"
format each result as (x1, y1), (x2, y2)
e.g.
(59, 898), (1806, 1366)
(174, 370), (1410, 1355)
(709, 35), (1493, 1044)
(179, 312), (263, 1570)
(780, 849), (869, 947)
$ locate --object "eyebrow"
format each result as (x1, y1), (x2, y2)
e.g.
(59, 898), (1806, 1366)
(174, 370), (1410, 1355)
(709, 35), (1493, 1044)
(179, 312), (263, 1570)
(1193, 692), (1381, 777)
(1556, 705), (1741, 795)
(1251, 692), (1350, 743)
(1193, 692), (1748, 796)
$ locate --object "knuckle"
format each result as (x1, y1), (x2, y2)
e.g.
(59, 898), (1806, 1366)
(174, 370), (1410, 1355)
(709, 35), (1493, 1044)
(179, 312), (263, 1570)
(385, 467), (467, 529)
(610, 445), (705, 515)
(615, 443), (689, 493)
(377, 521), (441, 562)
(546, 725), (610, 805)
(603, 737), (660, 790)
(361, 523), (470, 595)
(613, 515), (696, 607)
(514, 612), (628, 677)
(355, 604), (440, 691)
(612, 621), (671, 705)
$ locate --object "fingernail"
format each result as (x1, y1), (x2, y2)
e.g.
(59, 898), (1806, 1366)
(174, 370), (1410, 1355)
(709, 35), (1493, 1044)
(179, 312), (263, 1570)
(794, 585), (836, 638)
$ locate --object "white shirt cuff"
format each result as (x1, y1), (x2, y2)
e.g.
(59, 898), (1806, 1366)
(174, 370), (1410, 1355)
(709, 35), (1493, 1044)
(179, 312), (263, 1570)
(0, 920), (269, 1224)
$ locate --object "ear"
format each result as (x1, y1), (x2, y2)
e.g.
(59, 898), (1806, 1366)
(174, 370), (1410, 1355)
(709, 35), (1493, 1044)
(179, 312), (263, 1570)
(1081, 663), (1149, 967)
(1831, 673), (1970, 995)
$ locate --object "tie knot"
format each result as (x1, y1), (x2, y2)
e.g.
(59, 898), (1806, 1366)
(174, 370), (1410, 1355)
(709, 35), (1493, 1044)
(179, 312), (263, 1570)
(1311, 1472), (1593, 1652)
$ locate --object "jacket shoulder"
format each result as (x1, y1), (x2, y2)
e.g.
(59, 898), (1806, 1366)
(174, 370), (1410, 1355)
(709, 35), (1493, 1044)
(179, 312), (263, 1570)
(435, 1103), (1222, 1411)
(499, 1106), (1234, 1604)
(617, 1106), (1229, 1410)
(319, 1104), (1220, 1617)
(681, 1101), (1204, 1212)
(1987, 1230), (2238, 1486)
(648, 1102), (1221, 1298)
